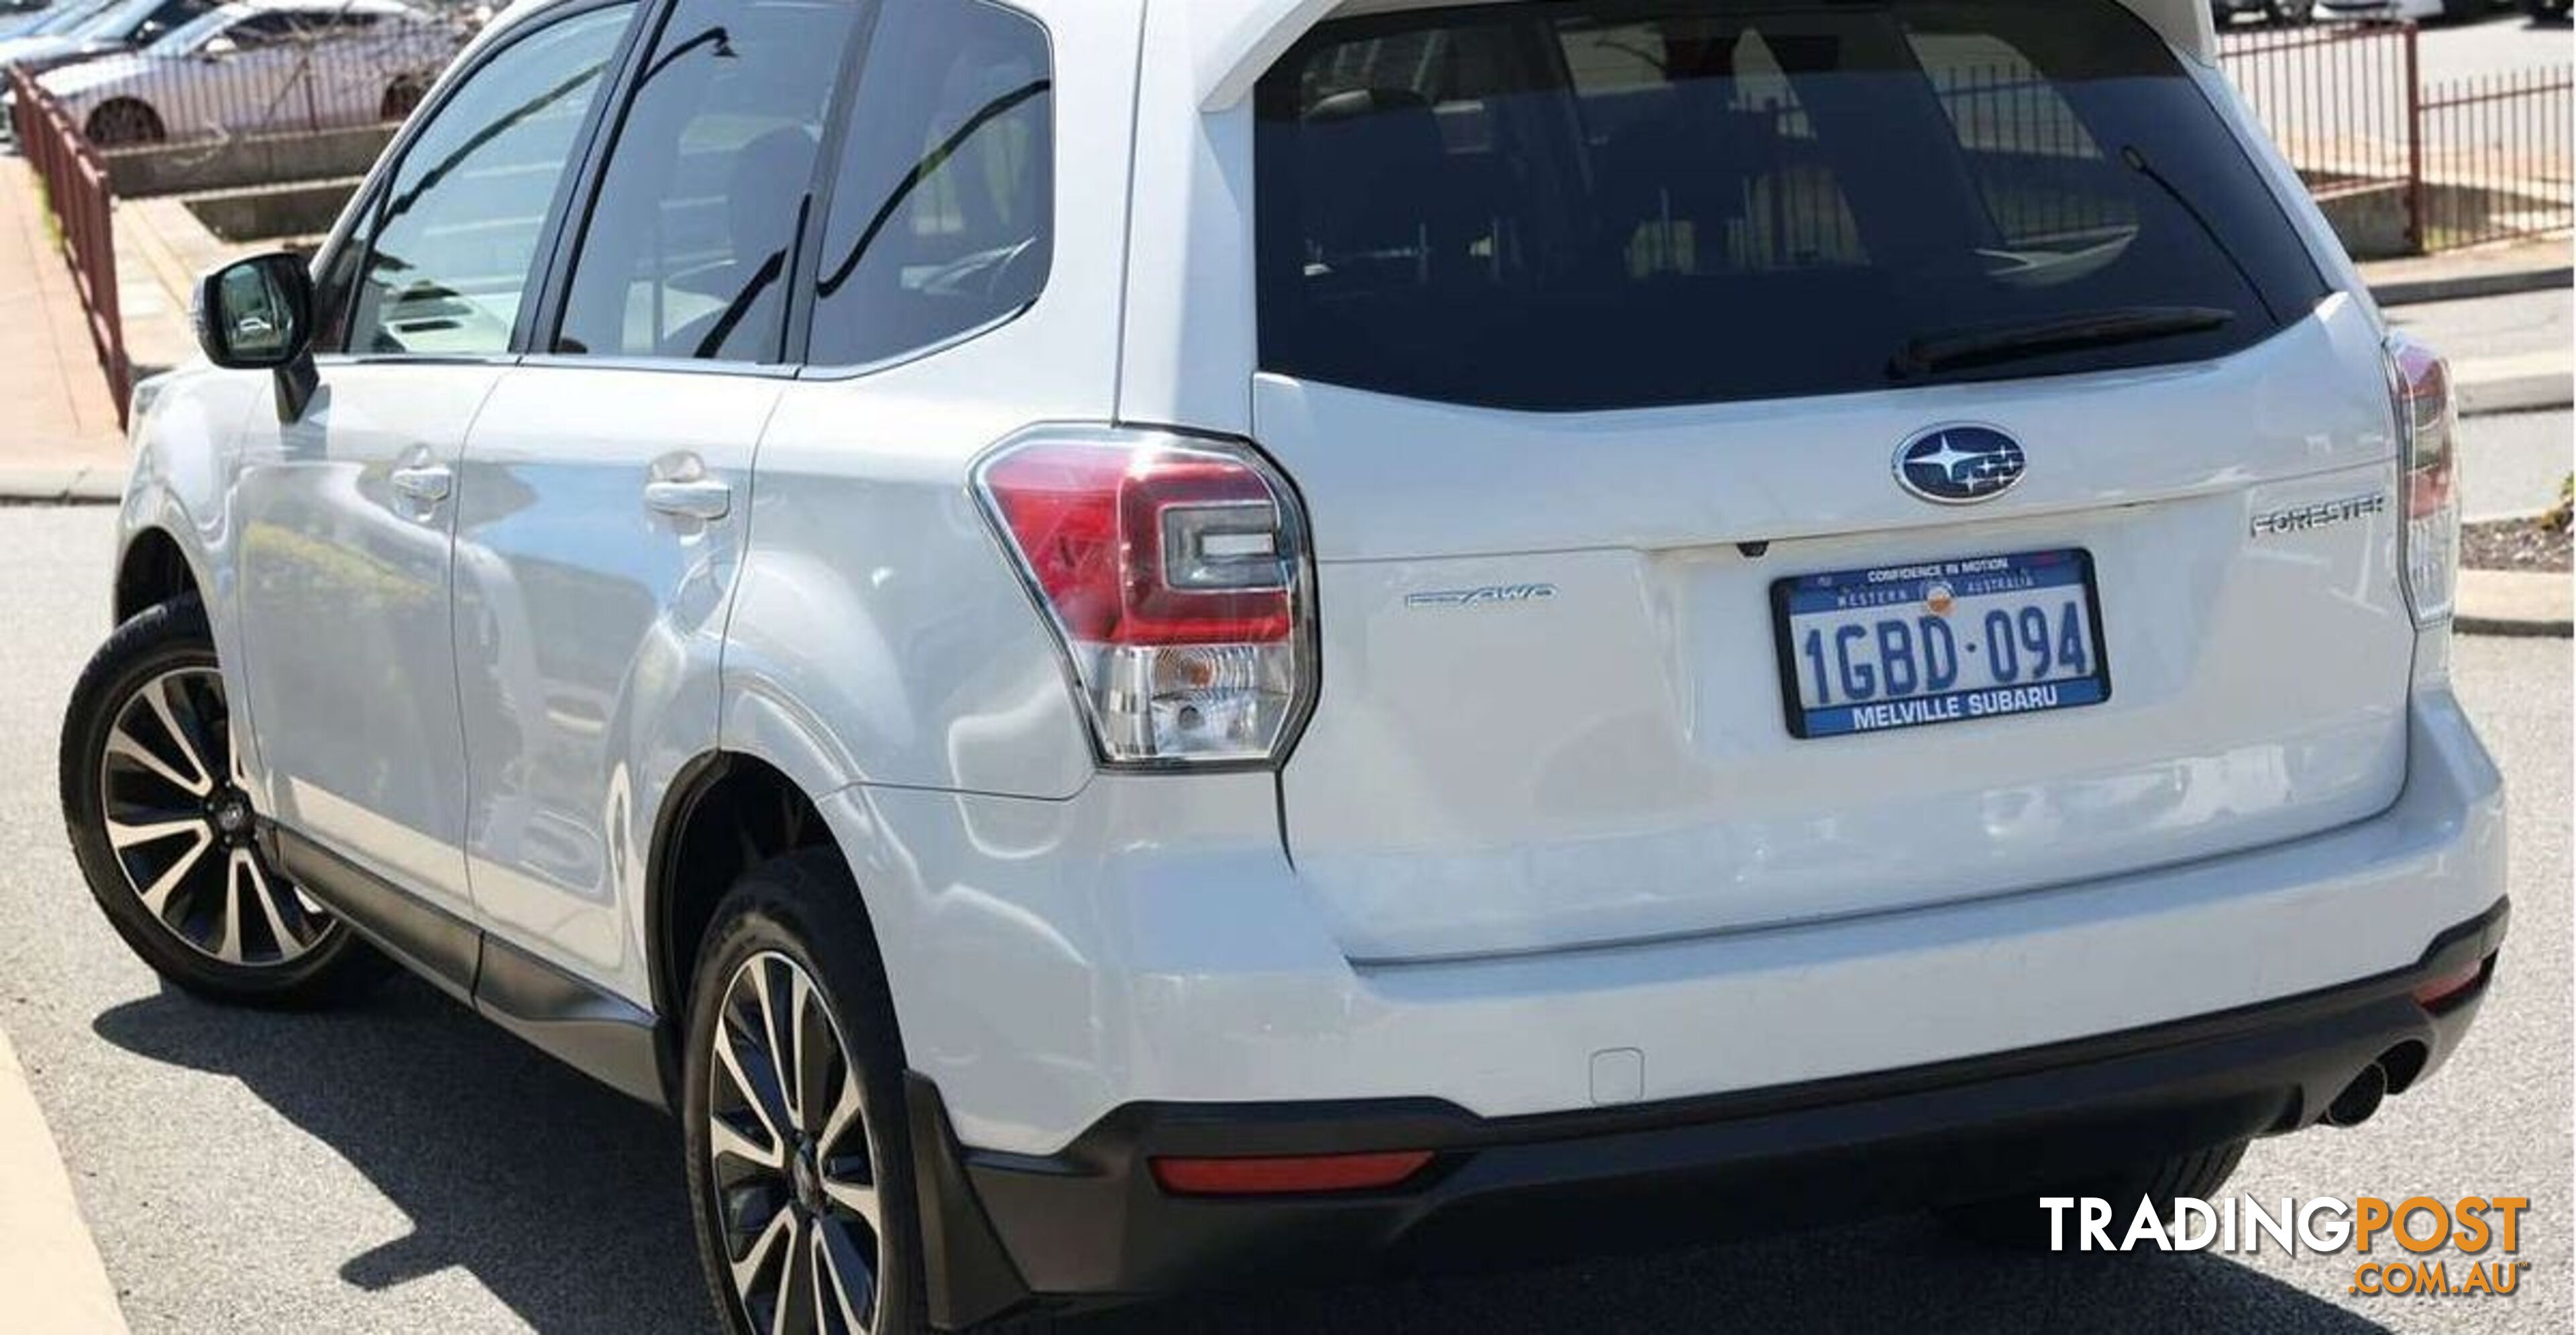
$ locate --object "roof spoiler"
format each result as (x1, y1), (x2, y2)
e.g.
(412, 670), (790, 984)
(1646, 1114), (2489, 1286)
(1195, 0), (2218, 111)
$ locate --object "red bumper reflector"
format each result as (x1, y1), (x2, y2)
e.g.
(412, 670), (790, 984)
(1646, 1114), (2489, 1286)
(2411, 959), (2489, 1010)
(1150, 1150), (1434, 1197)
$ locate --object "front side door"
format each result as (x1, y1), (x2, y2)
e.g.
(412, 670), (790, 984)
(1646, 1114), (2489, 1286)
(452, 0), (865, 1000)
(231, 0), (639, 914)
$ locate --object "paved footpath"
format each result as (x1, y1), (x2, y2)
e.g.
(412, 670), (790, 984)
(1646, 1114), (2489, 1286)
(0, 155), (128, 501)
(0, 1024), (127, 1334)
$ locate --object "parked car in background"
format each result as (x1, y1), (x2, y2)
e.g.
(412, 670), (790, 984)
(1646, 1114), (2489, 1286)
(0, 0), (119, 138)
(2316, 0), (2513, 19)
(2212, 0), (2310, 23)
(37, 0), (464, 144)
(0, 0), (64, 41)
(2, 0), (113, 57)
(0, 0), (214, 79)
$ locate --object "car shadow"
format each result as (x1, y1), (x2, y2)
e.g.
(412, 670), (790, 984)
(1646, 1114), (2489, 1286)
(1052, 1222), (2398, 1335)
(97, 980), (2392, 1335)
(93, 975), (708, 1335)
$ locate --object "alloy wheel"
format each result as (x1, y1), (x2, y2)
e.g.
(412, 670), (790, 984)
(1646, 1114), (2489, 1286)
(96, 666), (328, 966)
(708, 951), (885, 1335)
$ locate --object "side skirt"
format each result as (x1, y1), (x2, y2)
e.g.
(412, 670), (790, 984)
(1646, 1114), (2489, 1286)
(272, 827), (669, 1110)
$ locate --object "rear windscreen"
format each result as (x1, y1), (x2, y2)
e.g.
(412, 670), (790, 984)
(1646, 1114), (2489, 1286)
(1254, 0), (2328, 411)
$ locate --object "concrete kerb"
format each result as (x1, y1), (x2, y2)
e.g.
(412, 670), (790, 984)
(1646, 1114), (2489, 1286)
(0, 1023), (130, 1334)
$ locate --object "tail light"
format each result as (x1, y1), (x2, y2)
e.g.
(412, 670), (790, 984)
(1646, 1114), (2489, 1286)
(974, 427), (1313, 768)
(2385, 333), (2459, 628)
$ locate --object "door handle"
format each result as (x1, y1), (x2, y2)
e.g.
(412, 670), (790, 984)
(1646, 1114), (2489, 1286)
(388, 464), (452, 504)
(644, 478), (733, 522)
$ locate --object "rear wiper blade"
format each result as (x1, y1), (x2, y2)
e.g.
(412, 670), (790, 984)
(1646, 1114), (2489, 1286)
(1890, 305), (2235, 379)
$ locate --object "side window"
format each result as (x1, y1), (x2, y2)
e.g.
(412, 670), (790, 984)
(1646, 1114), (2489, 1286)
(806, 0), (1051, 369)
(1906, 32), (2138, 260)
(552, 0), (869, 364)
(324, 5), (633, 357)
(218, 11), (301, 49)
(308, 11), (381, 38)
(132, 0), (213, 46)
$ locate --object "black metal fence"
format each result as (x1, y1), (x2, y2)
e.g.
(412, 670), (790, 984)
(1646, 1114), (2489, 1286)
(2218, 19), (2573, 253)
(8, 66), (127, 429)
(2418, 65), (2576, 248)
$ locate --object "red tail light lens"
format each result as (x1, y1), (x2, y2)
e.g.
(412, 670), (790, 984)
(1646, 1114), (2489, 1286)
(1150, 1151), (1434, 1196)
(2386, 332), (2459, 627)
(2410, 957), (2490, 1012)
(975, 429), (1311, 767)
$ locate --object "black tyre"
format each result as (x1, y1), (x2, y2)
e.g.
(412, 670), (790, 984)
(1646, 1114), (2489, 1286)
(1939, 1140), (2249, 1250)
(60, 594), (386, 1007)
(684, 849), (928, 1335)
(85, 99), (164, 147)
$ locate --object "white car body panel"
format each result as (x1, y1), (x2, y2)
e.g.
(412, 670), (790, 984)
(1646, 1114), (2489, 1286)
(720, 0), (1142, 806)
(449, 367), (782, 1003)
(1260, 296), (2416, 962)
(228, 360), (499, 917)
(836, 691), (2499, 1156)
(105, 0), (2506, 1173)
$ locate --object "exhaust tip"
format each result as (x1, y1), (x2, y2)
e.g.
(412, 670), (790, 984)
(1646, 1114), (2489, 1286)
(2324, 1063), (2390, 1128)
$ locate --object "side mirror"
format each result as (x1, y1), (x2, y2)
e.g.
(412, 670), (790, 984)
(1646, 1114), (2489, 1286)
(199, 35), (235, 58)
(194, 252), (312, 369)
(194, 252), (319, 419)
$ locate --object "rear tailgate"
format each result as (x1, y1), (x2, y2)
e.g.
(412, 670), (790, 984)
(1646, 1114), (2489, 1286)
(1266, 299), (2412, 963)
(1246, 0), (2405, 963)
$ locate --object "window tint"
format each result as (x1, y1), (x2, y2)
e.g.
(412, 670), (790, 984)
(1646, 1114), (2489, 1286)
(129, 0), (213, 44)
(309, 11), (382, 36)
(806, 0), (1051, 368)
(1255, 0), (2327, 411)
(553, 0), (867, 363)
(221, 11), (301, 47)
(329, 5), (632, 356)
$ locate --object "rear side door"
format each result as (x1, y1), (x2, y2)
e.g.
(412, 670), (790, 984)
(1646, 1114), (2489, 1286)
(231, 0), (637, 915)
(450, 0), (869, 1000)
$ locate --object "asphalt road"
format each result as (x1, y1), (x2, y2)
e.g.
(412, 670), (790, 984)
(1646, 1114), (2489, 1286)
(2385, 288), (2572, 521)
(0, 503), (2566, 1335)
(2390, 289), (2571, 370)
(2411, 11), (2576, 85)
(2456, 409), (2571, 523)
(2216, 11), (2574, 84)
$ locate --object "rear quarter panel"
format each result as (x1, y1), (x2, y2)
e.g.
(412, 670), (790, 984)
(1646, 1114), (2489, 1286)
(716, 0), (1144, 804)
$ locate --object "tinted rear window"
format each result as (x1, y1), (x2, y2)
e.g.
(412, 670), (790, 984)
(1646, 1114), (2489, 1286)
(1254, 0), (2328, 411)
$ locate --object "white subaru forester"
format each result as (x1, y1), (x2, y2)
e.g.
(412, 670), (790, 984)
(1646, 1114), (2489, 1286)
(60, 0), (2508, 1329)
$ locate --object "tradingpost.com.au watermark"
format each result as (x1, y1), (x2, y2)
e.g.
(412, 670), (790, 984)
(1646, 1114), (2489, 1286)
(2045, 1195), (2533, 1297)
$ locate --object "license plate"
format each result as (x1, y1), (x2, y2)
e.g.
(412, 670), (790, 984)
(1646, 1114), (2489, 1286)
(1771, 549), (2112, 740)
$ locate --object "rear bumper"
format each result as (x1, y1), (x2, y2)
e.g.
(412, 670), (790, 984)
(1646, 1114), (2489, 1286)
(834, 688), (2506, 1161)
(912, 899), (2506, 1324)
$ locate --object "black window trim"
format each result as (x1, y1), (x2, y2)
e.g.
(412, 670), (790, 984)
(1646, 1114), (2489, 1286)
(305, 0), (653, 367)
